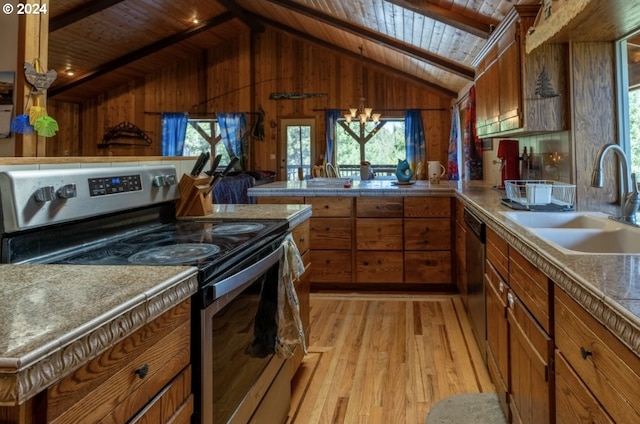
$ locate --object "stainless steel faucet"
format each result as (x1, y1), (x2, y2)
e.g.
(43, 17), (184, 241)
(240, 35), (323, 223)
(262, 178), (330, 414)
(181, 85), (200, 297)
(591, 143), (640, 225)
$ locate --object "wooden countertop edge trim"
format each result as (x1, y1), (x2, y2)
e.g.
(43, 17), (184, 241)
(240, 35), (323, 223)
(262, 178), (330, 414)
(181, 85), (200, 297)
(456, 193), (640, 357)
(0, 271), (198, 407)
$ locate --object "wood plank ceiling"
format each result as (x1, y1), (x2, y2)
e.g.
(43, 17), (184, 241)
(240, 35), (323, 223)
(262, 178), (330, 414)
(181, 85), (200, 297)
(47, 0), (533, 103)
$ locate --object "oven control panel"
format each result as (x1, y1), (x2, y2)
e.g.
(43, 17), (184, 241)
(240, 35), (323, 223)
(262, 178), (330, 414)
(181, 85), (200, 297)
(89, 174), (142, 196)
(0, 165), (179, 233)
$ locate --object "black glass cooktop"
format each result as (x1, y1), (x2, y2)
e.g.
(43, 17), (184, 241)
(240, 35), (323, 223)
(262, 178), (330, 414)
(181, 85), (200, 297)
(4, 219), (288, 284)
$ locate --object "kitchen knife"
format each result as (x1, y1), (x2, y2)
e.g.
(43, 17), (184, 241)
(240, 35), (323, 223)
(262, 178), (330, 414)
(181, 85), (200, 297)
(205, 154), (223, 176)
(190, 152), (206, 176)
(195, 151), (210, 176)
(208, 156), (240, 192)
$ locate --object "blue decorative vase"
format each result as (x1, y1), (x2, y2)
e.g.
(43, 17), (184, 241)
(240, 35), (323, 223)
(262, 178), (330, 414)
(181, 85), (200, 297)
(395, 159), (413, 182)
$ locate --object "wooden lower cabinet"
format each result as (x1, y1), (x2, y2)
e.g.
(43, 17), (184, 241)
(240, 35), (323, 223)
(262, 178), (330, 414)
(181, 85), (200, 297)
(356, 251), (403, 283)
(554, 351), (614, 424)
(555, 288), (640, 423)
(508, 290), (553, 424)
(30, 299), (192, 424)
(290, 219), (311, 377)
(310, 250), (352, 283)
(485, 261), (509, 420)
(404, 251), (451, 283)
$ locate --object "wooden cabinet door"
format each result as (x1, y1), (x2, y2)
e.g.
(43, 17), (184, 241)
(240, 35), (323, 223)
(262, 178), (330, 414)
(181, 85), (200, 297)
(508, 290), (553, 424)
(404, 251), (451, 284)
(498, 28), (522, 133)
(305, 197), (352, 217)
(310, 250), (352, 283)
(404, 219), (451, 251)
(555, 351), (614, 424)
(310, 218), (352, 249)
(356, 218), (403, 250)
(485, 262), (509, 420)
(356, 251), (403, 283)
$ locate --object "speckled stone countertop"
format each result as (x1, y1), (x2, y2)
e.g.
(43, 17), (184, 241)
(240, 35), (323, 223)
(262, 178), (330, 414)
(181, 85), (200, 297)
(247, 179), (456, 197)
(0, 265), (198, 406)
(456, 181), (640, 357)
(198, 203), (312, 228)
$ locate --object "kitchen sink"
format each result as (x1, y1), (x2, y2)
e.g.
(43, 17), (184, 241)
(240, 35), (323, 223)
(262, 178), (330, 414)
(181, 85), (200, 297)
(500, 211), (613, 229)
(500, 211), (640, 254)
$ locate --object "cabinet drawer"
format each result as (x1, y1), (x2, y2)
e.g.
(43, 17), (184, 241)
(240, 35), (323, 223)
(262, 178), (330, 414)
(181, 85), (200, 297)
(404, 219), (451, 250)
(291, 219), (310, 254)
(356, 218), (403, 250)
(555, 351), (614, 424)
(45, 300), (191, 424)
(555, 289), (640, 423)
(305, 197), (352, 217)
(404, 197), (451, 218)
(129, 366), (193, 424)
(404, 251), (451, 284)
(486, 227), (508, 281)
(310, 250), (352, 283)
(509, 248), (552, 334)
(356, 197), (403, 217)
(356, 251), (403, 283)
(310, 218), (352, 249)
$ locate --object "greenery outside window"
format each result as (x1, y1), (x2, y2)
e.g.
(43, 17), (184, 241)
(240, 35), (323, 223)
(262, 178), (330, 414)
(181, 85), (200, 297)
(183, 118), (231, 166)
(335, 119), (406, 178)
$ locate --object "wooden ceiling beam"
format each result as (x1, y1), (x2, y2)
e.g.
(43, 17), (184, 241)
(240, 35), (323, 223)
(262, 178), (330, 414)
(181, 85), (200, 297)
(253, 13), (458, 98)
(385, 0), (496, 39)
(263, 0), (474, 80)
(216, 0), (265, 32)
(49, 12), (235, 98)
(50, 0), (126, 32)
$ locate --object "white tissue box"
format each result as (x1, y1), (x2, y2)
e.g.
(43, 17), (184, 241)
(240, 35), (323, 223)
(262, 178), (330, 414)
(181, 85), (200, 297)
(525, 183), (552, 205)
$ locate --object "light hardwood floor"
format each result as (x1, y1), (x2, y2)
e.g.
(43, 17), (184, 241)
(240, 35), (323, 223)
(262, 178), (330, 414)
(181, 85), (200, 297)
(288, 293), (495, 424)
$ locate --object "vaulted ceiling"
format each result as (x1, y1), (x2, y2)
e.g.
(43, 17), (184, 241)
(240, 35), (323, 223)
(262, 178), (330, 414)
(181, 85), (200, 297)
(47, 0), (535, 103)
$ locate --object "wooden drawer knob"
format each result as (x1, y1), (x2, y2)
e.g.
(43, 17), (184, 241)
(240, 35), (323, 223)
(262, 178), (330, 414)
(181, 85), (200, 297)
(580, 347), (593, 360)
(135, 364), (149, 379)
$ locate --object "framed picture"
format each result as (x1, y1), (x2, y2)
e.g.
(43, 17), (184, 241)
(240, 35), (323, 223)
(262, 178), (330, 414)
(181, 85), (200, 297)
(481, 139), (493, 150)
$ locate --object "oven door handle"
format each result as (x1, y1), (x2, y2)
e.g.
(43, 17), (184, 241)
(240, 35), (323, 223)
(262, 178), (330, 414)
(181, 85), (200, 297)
(212, 244), (283, 301)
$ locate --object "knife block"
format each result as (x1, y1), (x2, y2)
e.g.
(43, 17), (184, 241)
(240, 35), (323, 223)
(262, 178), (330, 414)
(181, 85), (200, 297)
(175, 174), (213, 217)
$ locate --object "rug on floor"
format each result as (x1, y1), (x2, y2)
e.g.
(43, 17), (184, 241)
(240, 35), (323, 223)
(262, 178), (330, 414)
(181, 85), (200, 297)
(425, 393), (507, 424)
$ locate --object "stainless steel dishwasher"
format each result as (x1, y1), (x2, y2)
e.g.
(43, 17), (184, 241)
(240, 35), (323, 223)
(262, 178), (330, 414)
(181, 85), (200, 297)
(463, 207), (486, 360)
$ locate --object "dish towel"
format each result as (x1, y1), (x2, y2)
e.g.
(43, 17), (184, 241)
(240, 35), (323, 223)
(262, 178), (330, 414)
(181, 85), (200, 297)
(276, 233), (307, 358)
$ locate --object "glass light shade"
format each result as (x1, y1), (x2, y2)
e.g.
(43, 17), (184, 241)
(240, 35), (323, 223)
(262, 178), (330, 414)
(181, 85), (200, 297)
(359, 113), (367, 124)
(349, 108), (358, 118)
(364, 107), (373, 118)
(345, 114), (352, 123)
(372, 113), (381, 123)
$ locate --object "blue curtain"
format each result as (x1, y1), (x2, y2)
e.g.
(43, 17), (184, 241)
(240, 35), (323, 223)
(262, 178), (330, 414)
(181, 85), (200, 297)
(447, 105), (461, 180)
(218, 113), (248, 169)
(325, 109), (341, 165)
(161, 112), (188, 156)
(405, 109), (426, 173)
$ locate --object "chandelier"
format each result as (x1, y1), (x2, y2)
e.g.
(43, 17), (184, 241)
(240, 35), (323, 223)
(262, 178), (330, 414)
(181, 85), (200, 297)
(345, 45), (381, 125)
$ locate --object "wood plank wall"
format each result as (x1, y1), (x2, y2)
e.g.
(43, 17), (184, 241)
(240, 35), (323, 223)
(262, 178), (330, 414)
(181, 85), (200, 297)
(570, 42), (618, 214)
(46, 27), (452, 174)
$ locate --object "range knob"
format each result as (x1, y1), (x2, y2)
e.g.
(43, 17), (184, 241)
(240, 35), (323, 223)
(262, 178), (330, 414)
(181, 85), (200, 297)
(34, 186), (56, 202)
(152, 174), (177, 187)
(57, 184), (77, 199)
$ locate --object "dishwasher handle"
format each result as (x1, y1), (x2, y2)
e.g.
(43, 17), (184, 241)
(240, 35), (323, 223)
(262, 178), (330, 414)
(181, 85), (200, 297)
(463, 208), (486, 242)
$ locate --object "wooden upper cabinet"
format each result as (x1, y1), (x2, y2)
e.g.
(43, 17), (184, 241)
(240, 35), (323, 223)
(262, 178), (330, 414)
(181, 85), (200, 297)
(473, 4), (567, 137)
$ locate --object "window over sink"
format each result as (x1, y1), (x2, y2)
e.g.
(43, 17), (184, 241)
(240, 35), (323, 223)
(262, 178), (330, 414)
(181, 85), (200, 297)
(618, 30), (640, 177)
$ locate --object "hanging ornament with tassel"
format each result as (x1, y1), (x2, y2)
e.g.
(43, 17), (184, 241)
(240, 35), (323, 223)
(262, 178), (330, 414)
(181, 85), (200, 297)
(11, 58), (60, 137)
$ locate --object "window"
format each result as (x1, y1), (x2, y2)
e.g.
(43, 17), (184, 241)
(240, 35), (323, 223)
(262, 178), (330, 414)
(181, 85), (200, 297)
(334, 119), (406, 178)
(183, 118), (231, 166)
(618, 31), (640, 176)
(281, 119), (314, 181)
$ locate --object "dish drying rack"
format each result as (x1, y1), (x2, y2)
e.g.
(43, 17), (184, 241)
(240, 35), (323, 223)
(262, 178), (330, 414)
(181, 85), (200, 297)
(501, 180), (575, 211)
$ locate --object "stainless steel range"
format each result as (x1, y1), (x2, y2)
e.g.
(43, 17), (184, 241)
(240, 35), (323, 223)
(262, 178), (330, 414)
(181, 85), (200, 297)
(0, 165), (292, 424)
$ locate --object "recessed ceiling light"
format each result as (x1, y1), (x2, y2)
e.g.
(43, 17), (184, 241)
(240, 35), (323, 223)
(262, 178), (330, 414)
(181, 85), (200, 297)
(65, 68), (75, 76)
(192, 18), (199, 24)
